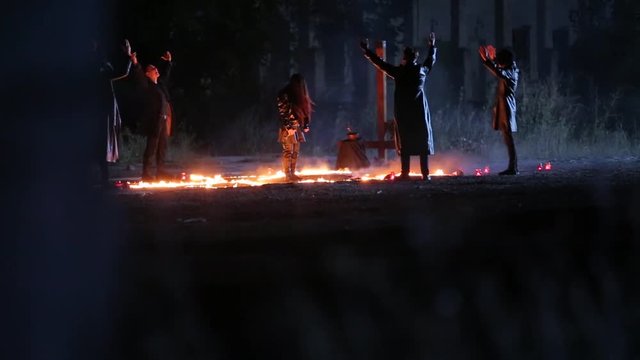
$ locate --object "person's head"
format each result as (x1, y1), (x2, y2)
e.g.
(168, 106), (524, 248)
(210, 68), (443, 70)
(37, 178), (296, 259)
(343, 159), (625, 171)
(347, 128), (360, 140)
(287, 73), (313, 119)
(495, 49), (514, 68)
(288, 73), (307, 92)
(145, 64), (160, 83)
(402, 47), (418, 65)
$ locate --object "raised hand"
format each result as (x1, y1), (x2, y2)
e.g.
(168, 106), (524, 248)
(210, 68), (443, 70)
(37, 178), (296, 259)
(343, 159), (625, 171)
(122, 39), (131, 56)
(478, 46), (488, 61)
(161, 51), (172, 62)
(428, 32), (436, 47)
(130, 51), (138, 65)
(486, 45), (496, 60)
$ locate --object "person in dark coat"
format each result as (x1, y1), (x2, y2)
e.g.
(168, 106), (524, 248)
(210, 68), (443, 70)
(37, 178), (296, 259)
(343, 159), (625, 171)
(130, 48), (174, 181)
(277, 73), (314, 181)
(360, 32), (437, 181)
(335, 129), (370, 171)
(89, 38), (131, 185)
(478, 45), (520, 175)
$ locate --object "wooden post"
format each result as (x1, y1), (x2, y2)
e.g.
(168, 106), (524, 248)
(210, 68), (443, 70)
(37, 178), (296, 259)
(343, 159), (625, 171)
(375, 40), (387, 161)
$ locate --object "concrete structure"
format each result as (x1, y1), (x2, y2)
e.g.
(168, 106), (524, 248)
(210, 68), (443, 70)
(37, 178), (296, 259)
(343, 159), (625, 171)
(411, 0), (579, 103)
(258, 0), (586, 152)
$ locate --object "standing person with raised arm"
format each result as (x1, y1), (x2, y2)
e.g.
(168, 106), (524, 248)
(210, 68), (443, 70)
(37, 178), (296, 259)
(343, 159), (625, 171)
(89, 38), (132, 186)
(478, 45), (520, 175)
(129, 46), (174, 181)
(360, 32), (437, 181)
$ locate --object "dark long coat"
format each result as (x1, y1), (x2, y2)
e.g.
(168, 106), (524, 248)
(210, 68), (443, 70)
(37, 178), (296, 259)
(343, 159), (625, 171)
(482, 59), (519, 132)
(363, 45), (437, 155)
(91, 51), (130, 163)
(130, 60), (173, 137)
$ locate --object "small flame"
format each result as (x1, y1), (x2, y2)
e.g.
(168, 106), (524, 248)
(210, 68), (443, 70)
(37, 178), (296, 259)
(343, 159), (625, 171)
(537, 162), (553, 172)
(474, 166), (490, 176)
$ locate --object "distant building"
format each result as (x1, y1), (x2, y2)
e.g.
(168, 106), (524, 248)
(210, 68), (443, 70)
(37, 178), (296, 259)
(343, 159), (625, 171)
(410, 0), (579, 103)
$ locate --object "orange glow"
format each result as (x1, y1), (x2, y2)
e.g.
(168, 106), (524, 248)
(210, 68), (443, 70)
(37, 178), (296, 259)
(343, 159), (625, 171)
(123, 166), (468, 190)
(474, 166), (490, 176)
(537, 162), (553, 172)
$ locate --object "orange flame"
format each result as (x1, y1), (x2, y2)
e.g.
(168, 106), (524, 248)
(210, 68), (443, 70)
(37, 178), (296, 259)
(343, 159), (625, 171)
(124, 167), (462, 190)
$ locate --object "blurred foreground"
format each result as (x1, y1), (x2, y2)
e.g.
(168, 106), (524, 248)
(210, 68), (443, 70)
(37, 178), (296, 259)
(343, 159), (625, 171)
(108, 157), (640, 359)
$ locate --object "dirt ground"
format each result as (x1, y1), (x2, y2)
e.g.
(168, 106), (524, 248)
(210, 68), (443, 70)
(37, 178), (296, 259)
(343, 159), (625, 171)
(107, 155), (640, 359)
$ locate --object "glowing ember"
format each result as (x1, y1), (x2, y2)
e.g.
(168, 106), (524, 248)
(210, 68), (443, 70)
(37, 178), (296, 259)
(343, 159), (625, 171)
(381, 172), (396, 181)
(474, 166), (490, 176)
(537, 162), (553, 171)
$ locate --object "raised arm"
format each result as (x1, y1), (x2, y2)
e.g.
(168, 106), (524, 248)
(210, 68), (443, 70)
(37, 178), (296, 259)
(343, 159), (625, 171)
(478, 45), (510, 79)
(127, 50), (148, 89)
(360, 38), (399, 79)
(111, 39), (133, 81)
(422, 32), (437, 73)
(157, 51), (173, 84)
(478, 46), (500, 78)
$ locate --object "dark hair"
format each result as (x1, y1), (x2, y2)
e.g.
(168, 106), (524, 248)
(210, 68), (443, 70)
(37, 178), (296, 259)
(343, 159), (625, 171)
(286, 73), (314, 121)
(496, 49), (514, 66)
(403, 47), (417, 61)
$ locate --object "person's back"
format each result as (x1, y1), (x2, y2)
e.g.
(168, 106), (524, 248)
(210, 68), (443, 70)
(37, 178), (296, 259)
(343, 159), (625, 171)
(360, 33), (437, 180)
(394, 63), (426, 97)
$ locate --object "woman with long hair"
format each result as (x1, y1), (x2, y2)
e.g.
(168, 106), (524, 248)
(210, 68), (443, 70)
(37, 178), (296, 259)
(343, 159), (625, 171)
(276, 73), (314, 181)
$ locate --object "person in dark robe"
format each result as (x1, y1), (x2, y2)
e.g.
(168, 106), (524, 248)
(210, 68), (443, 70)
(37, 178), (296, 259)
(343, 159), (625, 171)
(335, 129), (370, 171)
(478, 45), (520, 175)
(90, 38), (131, 185)
(129, 48), (174, 181)
(277, 73), (314, 181)
(360, 32), (437, 181)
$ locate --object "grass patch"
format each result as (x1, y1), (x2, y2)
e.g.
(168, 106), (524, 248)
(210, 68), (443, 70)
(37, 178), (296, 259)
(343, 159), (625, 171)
(117, 80), (639, 162)
(432, 78), (639, 160)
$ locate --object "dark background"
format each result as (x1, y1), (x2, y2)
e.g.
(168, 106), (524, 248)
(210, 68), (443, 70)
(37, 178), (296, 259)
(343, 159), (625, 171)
(104, 0), (640, 154)
(2, 1), (639, 359)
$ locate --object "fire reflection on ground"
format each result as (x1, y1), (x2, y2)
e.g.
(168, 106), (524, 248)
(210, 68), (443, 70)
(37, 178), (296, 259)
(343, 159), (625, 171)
(117, 167), (462, 190)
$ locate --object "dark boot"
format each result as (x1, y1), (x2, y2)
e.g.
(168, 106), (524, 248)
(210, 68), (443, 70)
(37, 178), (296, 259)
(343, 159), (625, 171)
(141, 169), (154, 182)
(142, 134), (158, 181)
(288, 152), (301, 181)
(156, 168), (173, 181)
(419, 154), (430, 181)
(282, 156), (292, 179)
(397, 154), (411, 180)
